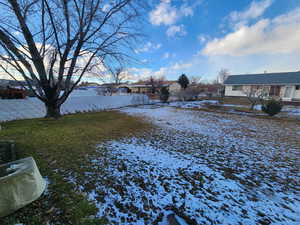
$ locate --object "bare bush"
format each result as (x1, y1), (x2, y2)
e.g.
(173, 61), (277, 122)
(243, 86), (269, 110)
(174, 86), (202, 101)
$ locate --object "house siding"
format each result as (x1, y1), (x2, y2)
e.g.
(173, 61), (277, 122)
(225, 85), (247, 97)
(294, 90), (300, 99)
(225, 84), (300, 101)
(169, 83), (181, 94)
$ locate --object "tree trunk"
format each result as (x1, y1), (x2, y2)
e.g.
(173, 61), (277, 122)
(250, 102), (256, 110)
(45, 102), (61, 118)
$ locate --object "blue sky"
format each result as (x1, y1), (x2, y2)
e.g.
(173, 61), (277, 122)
(129, 0), (300, 82)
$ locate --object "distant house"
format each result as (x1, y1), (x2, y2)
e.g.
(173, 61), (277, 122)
(117, 84), (152, 93)
(165, 81), (181, 94)
(0, 79), (28, 99)
(118, 81), (181, 94)
(197, 84), (223, 97)
(0, 79), (27, 87)
(78, 81), (101, 87)
(224, 72), (300, 101)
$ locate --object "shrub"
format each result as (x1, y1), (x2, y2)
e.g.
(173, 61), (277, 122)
(261, 99), (282, 116)
(160, 87), (169, 103)
(178, 74), (189, 89)
(184, 86), (201, 101)
(173, 87), (201, 101)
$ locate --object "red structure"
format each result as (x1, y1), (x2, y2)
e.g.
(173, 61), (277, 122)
(0, 87), (26, 99)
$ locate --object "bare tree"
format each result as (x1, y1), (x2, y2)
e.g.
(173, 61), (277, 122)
(174, 86), (202, 101)
(243, 86), (269, 110)
(144, 76), (165, 94)
(0, 0), (145, 118)
(106, 65), (127, 85)
(216, 68), (230, 97)
(218, 68), (230, 84)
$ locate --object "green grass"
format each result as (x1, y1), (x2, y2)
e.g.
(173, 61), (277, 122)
(0, 111), (150, 225)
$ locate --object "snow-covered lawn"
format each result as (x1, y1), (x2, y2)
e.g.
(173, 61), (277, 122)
(82, 106), (299, 224)
(168, 100), (219, 109)
(165, 100), (300, 118)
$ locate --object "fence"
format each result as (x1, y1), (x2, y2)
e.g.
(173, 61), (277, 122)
(0, 94), (149, 122)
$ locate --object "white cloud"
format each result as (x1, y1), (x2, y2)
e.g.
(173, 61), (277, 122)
(166, 25), (187, 37)
(0, 46), (107, 81)
(135, 42), (161, 54)
(12, 31), (22, 36)
(229, 0), (273, 23)
(128, 61), (193, 81)
(180, 4), (194, 17)
(149, 0), (178, 26)
(163, 52), (176, 59)
(149, 0), (196, 26)
(202, 7), (300, 56)
(128, 67), (166, 80)
(102, 4), (110, 12)
(163, 52), (170, 59)
(0, 60), (24, 80)
(171, 62), (192, 70)
(197, 34), (207, 43)
(149, 0), (202, 38)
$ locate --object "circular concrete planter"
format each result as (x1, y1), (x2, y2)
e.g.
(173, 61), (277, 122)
(0, 157), (46, 217)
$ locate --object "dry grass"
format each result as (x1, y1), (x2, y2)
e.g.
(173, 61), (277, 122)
(199, 96), (252, 105)
(0, 111), (150, 225)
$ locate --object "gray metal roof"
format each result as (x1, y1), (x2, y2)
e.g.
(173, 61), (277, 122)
(224, 72), (300, 85)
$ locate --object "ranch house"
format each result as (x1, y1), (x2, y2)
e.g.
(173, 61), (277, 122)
(224, 71), (300, 101)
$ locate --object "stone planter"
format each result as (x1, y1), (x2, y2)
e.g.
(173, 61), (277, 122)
(0, 157), (46, 217)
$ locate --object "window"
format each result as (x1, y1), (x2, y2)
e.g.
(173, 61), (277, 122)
(251, 86), (259, 91)
(232, 85), (243, 91)
(296, 85), (300, 90)
(269, 86), (281, 96)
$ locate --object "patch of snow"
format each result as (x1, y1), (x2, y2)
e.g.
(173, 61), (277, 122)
(223, 103), (300, 116)
(167, 100), (219, 109)
(282, 106), (300, 115)
(81, 106), (300, 224)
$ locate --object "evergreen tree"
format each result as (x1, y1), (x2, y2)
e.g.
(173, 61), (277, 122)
(178, 74), (190, 89)
(160, 87), (170, 103)
(261, 99), (282, 116)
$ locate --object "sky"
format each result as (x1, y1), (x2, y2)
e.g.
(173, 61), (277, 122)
(128, 0), (300, 82)
(1, 0), (300, 84)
